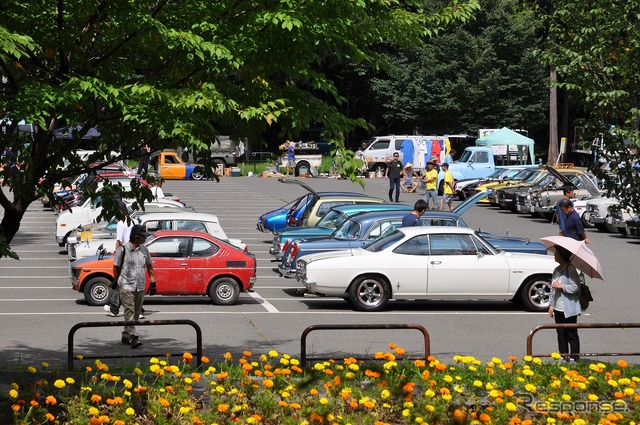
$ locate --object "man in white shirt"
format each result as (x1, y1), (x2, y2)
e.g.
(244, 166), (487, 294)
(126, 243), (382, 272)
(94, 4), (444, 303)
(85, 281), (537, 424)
(151, 181), (165, 199)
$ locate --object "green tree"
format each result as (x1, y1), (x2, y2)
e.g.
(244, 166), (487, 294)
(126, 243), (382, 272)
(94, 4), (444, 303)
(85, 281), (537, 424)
(540, 0), (640, 210)
(0, 0), (481, 257)
(370, 0), (547, 136)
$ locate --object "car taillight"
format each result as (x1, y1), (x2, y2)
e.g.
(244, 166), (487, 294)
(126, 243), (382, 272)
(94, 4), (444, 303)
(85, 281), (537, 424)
(289, 217), (298, 226)
(282, 240), (289, 252)
(290, 243), (299, 258)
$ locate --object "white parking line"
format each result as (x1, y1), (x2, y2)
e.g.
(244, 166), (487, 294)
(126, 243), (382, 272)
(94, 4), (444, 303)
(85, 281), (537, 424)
(0, 310), (546, 316)
(247, 291), (280, 313)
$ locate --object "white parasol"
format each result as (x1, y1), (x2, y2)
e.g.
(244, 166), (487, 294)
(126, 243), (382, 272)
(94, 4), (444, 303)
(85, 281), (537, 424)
(540, 236), (604, 280)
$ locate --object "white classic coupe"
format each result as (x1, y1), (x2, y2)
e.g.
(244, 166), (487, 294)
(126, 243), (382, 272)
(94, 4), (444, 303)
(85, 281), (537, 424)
(295, 227), (556, 312)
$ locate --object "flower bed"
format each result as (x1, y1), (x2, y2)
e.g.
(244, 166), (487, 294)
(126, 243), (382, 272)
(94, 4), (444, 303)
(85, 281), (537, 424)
(5, 345), (640, 424)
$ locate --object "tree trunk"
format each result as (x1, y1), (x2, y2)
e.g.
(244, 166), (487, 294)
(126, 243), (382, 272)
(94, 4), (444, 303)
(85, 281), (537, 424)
(548, 66), (559, 165)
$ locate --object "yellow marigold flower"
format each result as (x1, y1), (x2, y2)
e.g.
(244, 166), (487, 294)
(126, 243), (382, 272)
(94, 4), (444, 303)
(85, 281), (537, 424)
(126, 407), (135, 416)
(425, 404), (435, 412)
(572, 419), (586, 425)
(121, 379), (132, 389)
(27, 366), (36, 374)
(53, 379), (65, 389)
(525, 384), (536, 393)
(425, 389), (435, 397)
(469, 365), (477, 372)
(179, 406), (192, 414)
(65, 377), (75, 384)
(551, 352), (561, 360)
(402, 409), (411, 417)
(381, 389), (390, 400)
(506, 402), (517, 411)
(319, 397), (329, 405)
(444, 375), (453, 383)
(403, 401), (414, 408)
(608, 379), (618, 387)
(42, 362), (49, 369)
(473, 380), (483, 387)
(442, 394), (452, 401)
(523, 356), (533, 362)
(547, 418), (556, 424)
(523, 369), (534, 376)
(88, 406), (99, 416)
(348, 363), (359, 371)
(624, 388), (635, 396)
(561, 394), (571, 401)
(9, 389), (18, 398)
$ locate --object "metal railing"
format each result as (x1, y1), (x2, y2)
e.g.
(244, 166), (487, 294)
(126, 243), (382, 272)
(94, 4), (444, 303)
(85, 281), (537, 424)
(68, 320), (202, 370)
(300, 324), (430, 369)
(527, 322), (640, 358)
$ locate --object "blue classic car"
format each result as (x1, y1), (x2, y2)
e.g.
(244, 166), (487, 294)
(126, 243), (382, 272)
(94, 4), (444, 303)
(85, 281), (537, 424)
(277, 197), (548, 277)
(269, 203), (414, 257)
(256, 178), (383, 233)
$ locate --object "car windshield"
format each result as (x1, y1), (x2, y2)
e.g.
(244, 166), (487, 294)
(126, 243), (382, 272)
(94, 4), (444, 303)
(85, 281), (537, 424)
(332, 219), (361, 240)
(316, 209), (344, 229)
(523, 170), (544, 183)
(364, 230), (404, 252)
(487, 169), (505, 179)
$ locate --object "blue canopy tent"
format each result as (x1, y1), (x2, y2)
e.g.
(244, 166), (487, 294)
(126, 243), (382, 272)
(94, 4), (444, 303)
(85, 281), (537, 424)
(475, 127), (535, 165)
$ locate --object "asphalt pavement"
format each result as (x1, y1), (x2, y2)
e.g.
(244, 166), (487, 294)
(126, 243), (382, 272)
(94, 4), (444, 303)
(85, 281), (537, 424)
(2, 176), (639, 369)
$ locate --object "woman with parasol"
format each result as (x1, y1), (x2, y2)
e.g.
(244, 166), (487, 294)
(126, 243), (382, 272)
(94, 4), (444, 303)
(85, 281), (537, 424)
(548, 244), (582, 362)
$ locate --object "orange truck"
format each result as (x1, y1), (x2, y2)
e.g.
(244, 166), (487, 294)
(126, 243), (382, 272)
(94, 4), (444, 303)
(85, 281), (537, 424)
(152, 150), (208, 180)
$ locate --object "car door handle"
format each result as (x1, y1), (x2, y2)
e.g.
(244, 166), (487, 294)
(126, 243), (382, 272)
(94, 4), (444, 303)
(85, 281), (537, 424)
(180, 262), (188, 266)
(430, 261), (441, 265)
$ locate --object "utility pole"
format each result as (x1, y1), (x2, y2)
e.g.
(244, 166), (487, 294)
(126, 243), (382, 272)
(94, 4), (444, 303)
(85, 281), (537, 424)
(548, 66), (559, 165)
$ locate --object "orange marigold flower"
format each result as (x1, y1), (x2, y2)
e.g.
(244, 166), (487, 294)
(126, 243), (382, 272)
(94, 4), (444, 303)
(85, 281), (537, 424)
(403, 382), (415, 393)
(374, 352), (385, 359)
(349, 400), (358, 409)
(394, 347), (405, 356)
(86, 366), (92, 372)
(191, 373), (201, 382)
(310, 388), (319, 396)
(439, 387), (450, 395)
(388, 343), (397, 349)
(290, 403), (301, 410)
(291, 366), (302, 373)
(45, 395), (57, 406)
(251, 414), (262, 422)
(617, 359), (628, 368)
(201, 356), (210, 364)
(91, 394), (102, 403)
(243, 350), (252, 357)
(192, 416), (203, 424)
(218, 404), (230, 413)
(242, 363), (253, 371)
(522, 420), (533, 425)
(159, 397), (170, 408)
(98, 416), (109, 424)
(504, 389), (514, 397)
(324, 369), (334, 376)
(479, 413), (491, 423)
(421, 370), (431, 380)
(113, 421), (125, 425)
(310, 413), (323, 422)
(334, 376), (341, 386)
(509, 355), (517, 362)
(30, 400), (39, 407)
(217, 371), (229, 381)
(183, 352), (193, 364)
(454, 409), (466, 420)
(223, 352), (233, 361)
(90, 417), (102, 425)
(414, 359), (426, 368)
(509, 418), (521, 425)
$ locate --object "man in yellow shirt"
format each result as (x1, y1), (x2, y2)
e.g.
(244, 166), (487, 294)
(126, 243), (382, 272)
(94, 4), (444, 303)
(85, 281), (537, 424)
(422, 161), (439, 209)
(439, 163), (456, 211)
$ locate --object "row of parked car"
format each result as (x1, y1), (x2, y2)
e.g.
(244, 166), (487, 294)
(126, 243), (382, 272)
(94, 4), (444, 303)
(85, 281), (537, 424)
(257, 179), (556, 312)
(456, 164), (639, 238)
(47, 162), (256, 308)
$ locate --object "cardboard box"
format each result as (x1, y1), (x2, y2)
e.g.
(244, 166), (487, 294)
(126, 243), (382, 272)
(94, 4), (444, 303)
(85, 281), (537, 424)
(223, 167), (231, 177)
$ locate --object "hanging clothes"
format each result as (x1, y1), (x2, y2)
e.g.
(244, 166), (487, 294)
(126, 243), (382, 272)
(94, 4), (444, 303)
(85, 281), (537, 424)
(431, 139), (441, 164)
(415, 138), (427, 169)
(400, 139), (414, 166)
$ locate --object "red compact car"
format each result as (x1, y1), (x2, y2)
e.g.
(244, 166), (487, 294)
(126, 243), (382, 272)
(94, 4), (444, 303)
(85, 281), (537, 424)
(70, 230), (256, 306)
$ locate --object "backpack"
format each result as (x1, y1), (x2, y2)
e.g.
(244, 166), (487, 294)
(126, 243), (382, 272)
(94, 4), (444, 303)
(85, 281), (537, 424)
(579, 282), (593, 310)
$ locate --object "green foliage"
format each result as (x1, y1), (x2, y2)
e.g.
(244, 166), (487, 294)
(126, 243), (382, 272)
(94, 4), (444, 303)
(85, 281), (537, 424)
(371, 0), (547, 135)
(538, 0), (640, 210)
(0, 0), (482, 254)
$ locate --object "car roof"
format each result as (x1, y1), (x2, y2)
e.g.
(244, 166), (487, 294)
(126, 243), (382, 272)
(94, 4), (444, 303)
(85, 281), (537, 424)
(349, 210), (460, 222)
(329, 203), (411, 213)
(136, 211), (219, 222)
(151, 230), (219, 240)
(314, 192), (373, 197)
(398, 226), (475, 237)
(316, 195), (384, 202)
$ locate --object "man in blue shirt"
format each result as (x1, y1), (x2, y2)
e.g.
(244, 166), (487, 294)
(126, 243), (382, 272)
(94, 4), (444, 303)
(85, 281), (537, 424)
(555, 186), (575, 235)
(401, 200), (427, 227)
(558, 198), (591, 244)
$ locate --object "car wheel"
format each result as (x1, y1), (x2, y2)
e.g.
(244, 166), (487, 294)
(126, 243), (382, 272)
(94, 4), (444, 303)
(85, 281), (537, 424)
(437, 180), (444, 196)
(191, 167), (205, 180)
(619, 227), (628, 237)
(209, 277), (240, 305)
(604, 221), (617, 233)
(519, 276), (552, 312)
(83, 277), (112, 306)
(581, 213), (594, 228)
(372, 163), (386, 176)
(295, 161), (310, 176)
(348, 275), (390, 311)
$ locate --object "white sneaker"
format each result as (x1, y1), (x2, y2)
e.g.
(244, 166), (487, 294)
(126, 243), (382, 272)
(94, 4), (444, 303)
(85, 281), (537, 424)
(104, 304), (118, 317)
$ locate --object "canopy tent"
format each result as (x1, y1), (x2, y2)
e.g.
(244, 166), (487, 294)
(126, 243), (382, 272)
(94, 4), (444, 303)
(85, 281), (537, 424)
(475, 127), (535, 165)
(53, 126), (101, 140)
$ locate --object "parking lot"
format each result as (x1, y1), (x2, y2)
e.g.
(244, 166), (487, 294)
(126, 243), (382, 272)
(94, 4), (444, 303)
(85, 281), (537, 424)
(2, 176), (640, 368)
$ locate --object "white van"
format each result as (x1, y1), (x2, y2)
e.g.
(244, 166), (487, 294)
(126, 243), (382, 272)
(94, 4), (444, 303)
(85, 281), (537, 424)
(362, 135), (445, 175)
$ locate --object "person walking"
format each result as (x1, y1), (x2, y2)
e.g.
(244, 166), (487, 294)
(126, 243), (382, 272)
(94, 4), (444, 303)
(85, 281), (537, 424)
(558, 198), (590, 243)
(422, 160), (439, 209)
(112, 225), (156, 348)
(548, 244), (582, 362)
(385, 152), (403, 202)
(439, 163), (456, 211)
(554, 186), (575, 235)
(401, 199), (427, 227)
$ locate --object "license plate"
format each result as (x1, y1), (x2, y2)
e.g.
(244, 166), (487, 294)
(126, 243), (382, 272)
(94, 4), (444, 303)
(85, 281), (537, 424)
(516, 204), (523, 212)
(606, 216), (613, 224)
(530, 206), (535, 213)
(80, 231), (93, 241)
